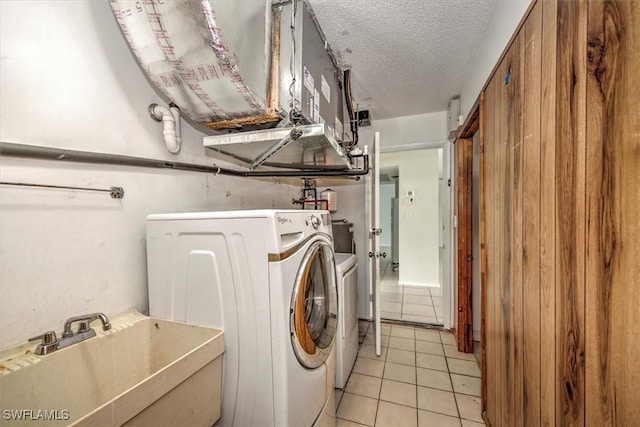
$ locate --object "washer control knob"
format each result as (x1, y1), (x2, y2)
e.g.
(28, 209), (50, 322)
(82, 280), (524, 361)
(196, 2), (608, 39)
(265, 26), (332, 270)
(307, 215), (321, 230)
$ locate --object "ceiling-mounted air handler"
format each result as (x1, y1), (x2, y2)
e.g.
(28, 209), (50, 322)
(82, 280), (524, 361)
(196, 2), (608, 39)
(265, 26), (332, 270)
(110, 0), (354, 171)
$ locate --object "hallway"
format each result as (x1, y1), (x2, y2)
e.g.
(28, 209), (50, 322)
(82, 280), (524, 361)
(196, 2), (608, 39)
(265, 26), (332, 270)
(378, 252), (444, 325)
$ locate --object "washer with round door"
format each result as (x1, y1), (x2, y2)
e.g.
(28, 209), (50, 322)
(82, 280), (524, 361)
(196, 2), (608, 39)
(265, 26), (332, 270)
(146, 209), (337, 427)
(290, 239), (337, 369)
(270, 219), (337, 427)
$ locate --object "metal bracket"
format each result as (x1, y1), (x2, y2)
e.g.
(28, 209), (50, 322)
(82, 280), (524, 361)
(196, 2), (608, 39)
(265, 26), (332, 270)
(370, 228), (382, 236)
(110, 187), (125, 199)
(250, 127), (304, 169)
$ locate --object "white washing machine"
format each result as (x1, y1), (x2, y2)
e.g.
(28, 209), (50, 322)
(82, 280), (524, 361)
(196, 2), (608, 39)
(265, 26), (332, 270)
(146, 210), (337, 427)
(334, 253), (358, 389)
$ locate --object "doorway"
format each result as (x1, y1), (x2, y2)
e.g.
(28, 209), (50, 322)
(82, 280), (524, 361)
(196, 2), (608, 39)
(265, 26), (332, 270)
(377, 148), (449, 326)
(378, 168), (397, 268)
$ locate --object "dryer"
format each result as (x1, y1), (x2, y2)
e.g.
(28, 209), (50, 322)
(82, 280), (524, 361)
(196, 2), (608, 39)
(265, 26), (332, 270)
(334, 253), (358, 389)
(146, 210), (337, 427)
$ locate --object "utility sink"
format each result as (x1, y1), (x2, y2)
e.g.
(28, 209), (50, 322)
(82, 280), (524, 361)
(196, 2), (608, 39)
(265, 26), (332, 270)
(0, 310), (224, 426)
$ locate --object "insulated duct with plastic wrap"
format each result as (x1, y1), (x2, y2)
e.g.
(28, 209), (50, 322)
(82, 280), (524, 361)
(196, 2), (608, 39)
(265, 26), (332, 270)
(109, 0), (280, 130)
(110, 0), (360, 173)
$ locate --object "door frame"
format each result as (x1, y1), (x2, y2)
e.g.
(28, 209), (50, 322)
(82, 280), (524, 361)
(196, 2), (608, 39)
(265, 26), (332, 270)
(378, 141), (454, 329)
(454, 95), (486, 403)
(455, 136), (474, 353)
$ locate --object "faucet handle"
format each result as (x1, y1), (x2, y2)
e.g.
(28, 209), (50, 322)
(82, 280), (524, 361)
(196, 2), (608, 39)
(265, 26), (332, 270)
(77, 320), (92, 334)
(29, 330), (57, 345)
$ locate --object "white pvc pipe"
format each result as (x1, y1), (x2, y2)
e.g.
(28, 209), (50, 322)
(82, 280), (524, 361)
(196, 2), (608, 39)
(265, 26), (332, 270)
(150, 104), (182, 154)
(169, 104), (181, 153)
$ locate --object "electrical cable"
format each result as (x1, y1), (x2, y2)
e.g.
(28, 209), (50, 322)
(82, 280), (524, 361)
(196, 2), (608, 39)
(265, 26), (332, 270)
(343, 69), (358, 148)
(288, 0), (300, 124)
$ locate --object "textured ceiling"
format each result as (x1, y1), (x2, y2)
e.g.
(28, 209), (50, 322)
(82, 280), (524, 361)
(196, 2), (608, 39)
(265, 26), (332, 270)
(306, 0), (496, 120)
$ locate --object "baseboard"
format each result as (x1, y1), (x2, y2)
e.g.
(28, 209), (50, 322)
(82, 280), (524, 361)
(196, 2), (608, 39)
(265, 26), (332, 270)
(398, 281), (441, 287)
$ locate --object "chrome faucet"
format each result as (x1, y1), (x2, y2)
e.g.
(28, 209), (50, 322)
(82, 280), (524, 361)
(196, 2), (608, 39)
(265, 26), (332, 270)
(29, 312), (111, 356)
(62, 312), (111, 338)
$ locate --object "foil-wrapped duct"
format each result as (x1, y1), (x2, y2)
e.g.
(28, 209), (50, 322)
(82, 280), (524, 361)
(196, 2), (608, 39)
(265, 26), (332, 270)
(109, 0), (280, 130)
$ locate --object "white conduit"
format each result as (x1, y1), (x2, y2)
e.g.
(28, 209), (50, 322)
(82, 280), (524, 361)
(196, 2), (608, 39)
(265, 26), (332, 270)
(149, 103), (182, 154)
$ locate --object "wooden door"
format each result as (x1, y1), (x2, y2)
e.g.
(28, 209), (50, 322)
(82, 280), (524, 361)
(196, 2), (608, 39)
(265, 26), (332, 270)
(585, 1), (640, 424)
(555, 1), (587, 424)
(468, 1), (639, 425)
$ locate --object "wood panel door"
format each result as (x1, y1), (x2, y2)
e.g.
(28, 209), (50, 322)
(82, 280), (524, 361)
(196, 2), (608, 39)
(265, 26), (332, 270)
(521, 3), (543, 425)
(505, 28), (525, 427)
(585, 1), (640, 425)
(474, 1), (639, 425)
(482, 65), (499, 425)
(555, 1), (588, 424)
(539, 0), (558, 424)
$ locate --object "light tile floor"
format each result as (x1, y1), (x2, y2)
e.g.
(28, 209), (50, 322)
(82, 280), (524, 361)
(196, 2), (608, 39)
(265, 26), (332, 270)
(379, 257), (444, 325)
(335, 321), (484, 427)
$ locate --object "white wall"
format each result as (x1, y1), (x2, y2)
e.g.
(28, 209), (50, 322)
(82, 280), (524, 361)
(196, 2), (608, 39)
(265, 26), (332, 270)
(459, 0), (532, 118)
(0, 1), (297, 350)
(379, 183), (395, 248)
(380, 149), (440, 287)
(438, 148), (445, 248)
(360, 111), (449, 150)
(442, 142), (454, 329)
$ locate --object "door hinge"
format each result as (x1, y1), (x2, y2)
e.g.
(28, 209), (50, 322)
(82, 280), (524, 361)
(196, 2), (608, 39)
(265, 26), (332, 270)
(448, 179), (451, 187)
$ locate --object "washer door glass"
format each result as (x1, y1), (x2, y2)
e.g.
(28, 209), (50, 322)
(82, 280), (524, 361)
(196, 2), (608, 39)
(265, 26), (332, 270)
(290, 240), (337, 369)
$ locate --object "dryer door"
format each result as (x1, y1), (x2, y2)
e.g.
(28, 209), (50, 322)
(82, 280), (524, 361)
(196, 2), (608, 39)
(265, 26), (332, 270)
(290, 239), (338, 369)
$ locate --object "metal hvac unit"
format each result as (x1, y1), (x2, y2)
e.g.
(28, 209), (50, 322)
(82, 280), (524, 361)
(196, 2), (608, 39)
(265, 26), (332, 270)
(110, 0), (354, 170)
(204, 1), (350, 170)
(279, 1), (345, 139)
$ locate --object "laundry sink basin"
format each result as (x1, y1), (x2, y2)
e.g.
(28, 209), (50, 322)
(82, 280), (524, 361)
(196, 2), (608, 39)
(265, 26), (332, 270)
(0, 309), (224, 426)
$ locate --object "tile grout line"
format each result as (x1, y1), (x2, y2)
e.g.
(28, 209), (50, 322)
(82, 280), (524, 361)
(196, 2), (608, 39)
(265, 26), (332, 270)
(443, 343), (463, 420)
(352, 321), (481, 425)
